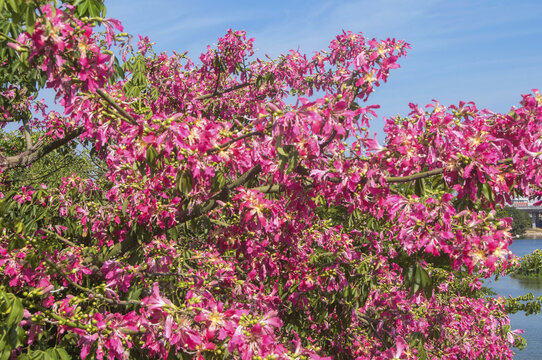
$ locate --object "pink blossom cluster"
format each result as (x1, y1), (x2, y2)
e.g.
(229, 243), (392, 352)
(12, 4), (122, 111)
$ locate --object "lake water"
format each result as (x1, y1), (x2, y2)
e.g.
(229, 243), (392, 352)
(485, 239), (542, 359)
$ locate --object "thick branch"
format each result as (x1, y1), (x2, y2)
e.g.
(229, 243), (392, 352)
(291, 151), (542, 190)
(22, 118), (32, 150)
(1, 127), (83, 171)
(185, 149), (541, 226)
(385, 168), (444, 184)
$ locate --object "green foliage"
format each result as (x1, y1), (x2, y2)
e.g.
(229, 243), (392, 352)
(505, 292), (542, 316)
(497, 206), (532, 237)
(17, 348), (71, 360)
(0, 1), (44, 102)
(502, 250), (542, 321)
(0, 289), (24, 359)
(0, 130), (107, 189)
(510, 249), (542, 279)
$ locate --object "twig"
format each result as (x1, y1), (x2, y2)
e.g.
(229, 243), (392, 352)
(96, 89), (137, 125)
(41, 228), (78, 247)
(0, 117), (21, 123)
(385, 168), (445, 184)
(0, 32), (29, 50)
(206, 130), (264, 155)
(319, 129), (337, 150)
(385, 152), (542, 184)
(43, 257), (142, 307)
(196, 81), (254, 101)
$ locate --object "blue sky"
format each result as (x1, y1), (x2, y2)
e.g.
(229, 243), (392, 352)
(105, 0), (542, 136)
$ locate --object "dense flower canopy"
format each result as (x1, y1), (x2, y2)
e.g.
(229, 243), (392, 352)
(1, 1), (541, 359)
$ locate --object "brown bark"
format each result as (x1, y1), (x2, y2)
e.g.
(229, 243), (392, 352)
(0, 127), (83, 171)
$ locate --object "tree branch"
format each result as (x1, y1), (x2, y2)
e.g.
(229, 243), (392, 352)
(385, 168), (444, 184)
(40, 228), (78, 247)
(0, 127), (83, 171)
(0, 31), (29, 50)
(0, 117), (21, 123)
(96, 89), (137, 125)
(43, 257), (142, 307)
(196, 81), (254, 101)
(385, 153), (541, 184)
(179, 164), (262, 223)
(251, 183), (282, 194)
(22, 118), (32, 150)
(319, 129), (337, 150)
(206, 130), (264, 155)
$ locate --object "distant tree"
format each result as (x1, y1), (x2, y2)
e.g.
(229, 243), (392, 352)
(511, 249), (542, 279)
(497, 206), (533, 237)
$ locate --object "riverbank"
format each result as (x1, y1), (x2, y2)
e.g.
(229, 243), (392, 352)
(519, 229), (542, 239)
(510, 273), (542, 280)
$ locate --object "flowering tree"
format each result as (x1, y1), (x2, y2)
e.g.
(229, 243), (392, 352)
(1, 1), (541, 359)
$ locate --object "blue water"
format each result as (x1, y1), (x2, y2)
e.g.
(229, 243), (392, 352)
(485, 239), (542, 359)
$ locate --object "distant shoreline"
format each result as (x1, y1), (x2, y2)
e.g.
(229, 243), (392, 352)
(516, 229), (542, 239)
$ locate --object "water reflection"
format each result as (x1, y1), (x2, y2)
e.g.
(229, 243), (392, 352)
(514, 276), (542, 292)
(489, 239), (542, 359)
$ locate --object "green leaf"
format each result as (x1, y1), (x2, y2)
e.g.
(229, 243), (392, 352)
(122, 199), (129, 216)
(211, 172), (226, 192)
(0, 334), (7, 353)
(255, 75), (263, 88)
(7, 0), (19, 13)
(133, 56), (146, 72)
(286, 149), (299, 173)
(403, 264), (415, 287)
(88, 0), (103, 17)
(419, 266), (430, 288)
(481, 182), (494, 202)
(414, 178), (426, 197)
(123, 82), (133, 96)
(29, 350), (45, 360)
(76, 0), (90, 17)
(127, 287), (142, 301)
(7, 234), (25, 250)
(24, 6), (35, 33)
(129, 86), (141, 98)
(176, 170), (193, 195)
(54, 348), (71, 360)
(411, 265), (421, 294)
(419, 266), (432, 298)
(3, 352), (12, 360)
(146, 145), (158, 164)
(417, 341), (429, 360)
(276, 146), (288, 157)
(6, 295), (23, 327)
(45, 349), (62, 360)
